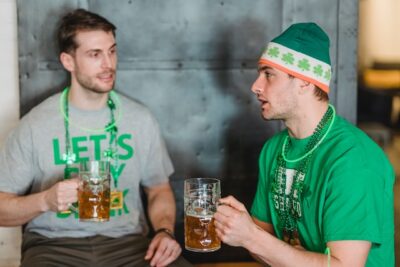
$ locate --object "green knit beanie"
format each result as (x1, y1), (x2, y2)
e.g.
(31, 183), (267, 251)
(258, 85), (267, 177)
(259, 22), (332, 93)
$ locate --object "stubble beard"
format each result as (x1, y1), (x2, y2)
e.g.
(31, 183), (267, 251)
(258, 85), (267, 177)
(261, 111), (281, 122)
(261, 100), (296, 122)
(260, 104), (281, 121)
(76, 70), (116, 94)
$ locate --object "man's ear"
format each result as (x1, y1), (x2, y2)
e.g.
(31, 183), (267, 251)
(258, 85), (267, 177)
(59, 52), (75, 72)
(298, 79), (313, 95)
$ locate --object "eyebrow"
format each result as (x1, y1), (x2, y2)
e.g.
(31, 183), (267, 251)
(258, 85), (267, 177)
(85, 43), (117, 54)
(258, 66), (273, 72)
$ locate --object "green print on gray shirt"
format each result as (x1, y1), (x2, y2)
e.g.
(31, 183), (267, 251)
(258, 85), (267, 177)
(53, 133), (134, 219)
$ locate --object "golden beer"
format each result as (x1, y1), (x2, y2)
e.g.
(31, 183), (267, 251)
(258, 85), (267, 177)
(184, 178), (221, 252)
(78, 176), (110, 222)
(185, 213), (220, 252)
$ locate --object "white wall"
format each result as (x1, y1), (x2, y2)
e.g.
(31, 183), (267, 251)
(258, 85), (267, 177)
(0, 0), (21, 266)
(358, 0), (400, 69)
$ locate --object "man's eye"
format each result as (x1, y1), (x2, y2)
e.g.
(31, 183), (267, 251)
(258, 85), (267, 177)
(264, 72), (272, 78)
(90, 52), (99, 58)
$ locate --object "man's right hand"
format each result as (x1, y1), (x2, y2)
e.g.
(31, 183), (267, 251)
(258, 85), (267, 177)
(0, 178), (79, 226)
(42, 178), (79, 212)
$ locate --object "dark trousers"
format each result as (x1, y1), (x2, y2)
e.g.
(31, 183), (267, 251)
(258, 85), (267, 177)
(21, 231), (192, 267)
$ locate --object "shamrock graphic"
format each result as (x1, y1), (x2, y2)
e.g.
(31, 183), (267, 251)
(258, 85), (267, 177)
(268, 47), (280, 58)
(313, 65), (324, 77)
(298, 59), (310, 71)
(112, 197), (121, 205)
(106, 122), (118, 133)
(324, 70), (331, 81)
(62, 151), (76, 165)
(103, 148), (117, 159)
(282, 53), (295, 65)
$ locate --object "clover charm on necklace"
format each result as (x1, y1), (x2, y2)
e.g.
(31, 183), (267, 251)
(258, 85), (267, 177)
(62, 151), (76, 165)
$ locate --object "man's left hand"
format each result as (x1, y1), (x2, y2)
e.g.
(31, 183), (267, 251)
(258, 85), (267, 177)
(144, 232), (182, 267)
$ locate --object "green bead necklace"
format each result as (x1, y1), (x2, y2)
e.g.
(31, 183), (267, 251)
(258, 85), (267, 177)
(271, 104), (336, 244)
(60, 87), (122, 188)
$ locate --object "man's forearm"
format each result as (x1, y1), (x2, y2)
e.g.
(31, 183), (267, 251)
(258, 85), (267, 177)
(146, 184), (176, 232)
(216, 198), (370, 266)
(245, 228), (339, 267)
(0, 191), (48, 226)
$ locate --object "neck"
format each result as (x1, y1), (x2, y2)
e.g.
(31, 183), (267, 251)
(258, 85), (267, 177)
(68, 85), (109, 110)
(285, 101), (329, 139)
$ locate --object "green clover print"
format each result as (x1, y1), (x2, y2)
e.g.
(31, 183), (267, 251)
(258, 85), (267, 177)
(313, 65), (324, 77)
(324, 70), (331, 81)
(282, 53), (295, 65)
(268, 47), (280, 58)
(298, 59), (310, 71)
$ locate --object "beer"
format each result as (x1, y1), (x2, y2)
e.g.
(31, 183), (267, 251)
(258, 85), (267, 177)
(184, 178), (221, 252)
(78, 178), (110, 222)
(184, 213), (220, 252)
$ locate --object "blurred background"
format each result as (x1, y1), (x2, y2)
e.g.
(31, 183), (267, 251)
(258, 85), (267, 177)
(0, 0), (398, 266)
(357, 1), (400, 267)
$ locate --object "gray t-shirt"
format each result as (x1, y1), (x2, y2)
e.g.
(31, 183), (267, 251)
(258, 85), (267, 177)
(0, 92), (174, 238)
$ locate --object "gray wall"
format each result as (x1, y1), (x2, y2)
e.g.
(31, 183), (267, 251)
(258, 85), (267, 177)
(17, 0), (358, 262)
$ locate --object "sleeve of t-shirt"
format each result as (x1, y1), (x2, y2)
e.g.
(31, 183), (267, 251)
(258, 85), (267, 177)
(0, 116), (37, 195)
(322, 156), (388, 245)
(139, 113), (174, 187)
(251, 143), (273, 223)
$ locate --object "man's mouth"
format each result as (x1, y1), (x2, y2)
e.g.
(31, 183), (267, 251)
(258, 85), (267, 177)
(258, 98), (268, 105)
(97, 72), (115, 82)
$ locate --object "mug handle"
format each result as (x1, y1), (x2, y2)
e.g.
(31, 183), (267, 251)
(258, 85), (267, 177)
(68, 202), (79, 213)
(68, 174), (81, 214)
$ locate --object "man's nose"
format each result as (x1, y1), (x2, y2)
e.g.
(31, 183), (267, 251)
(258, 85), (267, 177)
(101, 54), (113, 69)
(251, 75), (264, 94)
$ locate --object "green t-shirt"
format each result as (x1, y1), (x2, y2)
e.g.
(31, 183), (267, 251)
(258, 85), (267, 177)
(251, 115), (395, 267)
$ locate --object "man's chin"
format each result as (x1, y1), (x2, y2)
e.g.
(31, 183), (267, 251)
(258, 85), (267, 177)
(99, 82), (115, 91)
(95, 78), (115, 91)
(261, 113), (278, 121)
(90, 84), (115, 94)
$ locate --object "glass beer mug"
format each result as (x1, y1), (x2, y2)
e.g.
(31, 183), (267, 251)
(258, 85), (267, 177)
(184, 178), (221, 252)
(77, 160), (111, 222)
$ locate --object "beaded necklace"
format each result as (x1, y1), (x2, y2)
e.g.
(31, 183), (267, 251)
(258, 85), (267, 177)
(60, 87), (121, 188)
(271, 104), (336, 245)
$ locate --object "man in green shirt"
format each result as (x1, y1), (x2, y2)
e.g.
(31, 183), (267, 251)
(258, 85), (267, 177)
(214, 22), (395, 267)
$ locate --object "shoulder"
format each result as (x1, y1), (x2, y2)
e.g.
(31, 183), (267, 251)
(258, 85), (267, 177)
(259, 130), (287, 161)
(118, 93), (155, 118)
(261, 130), (287, 152)
(17, 93), (61, 130)
(322, 115), (393, 177)
(24, 93), (61, 122)
(328, 116), (385, 157)
(1, 93), (62, 149)
(116, 92), (161, 131)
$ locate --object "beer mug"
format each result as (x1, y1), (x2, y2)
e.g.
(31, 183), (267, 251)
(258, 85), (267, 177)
(184, 178), (221, 252)
(77, 160), (111, 222)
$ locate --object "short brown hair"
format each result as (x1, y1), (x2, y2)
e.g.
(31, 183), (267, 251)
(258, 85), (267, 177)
(313, 86), (329, 102)
(57, 8), (116, 54)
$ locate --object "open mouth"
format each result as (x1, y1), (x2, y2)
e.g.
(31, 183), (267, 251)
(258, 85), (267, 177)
(97, 72), (114, 83)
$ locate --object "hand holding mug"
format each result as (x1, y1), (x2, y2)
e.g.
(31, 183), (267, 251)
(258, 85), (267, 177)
(214, 195), (258, 248)
(43, 178), (79, 212)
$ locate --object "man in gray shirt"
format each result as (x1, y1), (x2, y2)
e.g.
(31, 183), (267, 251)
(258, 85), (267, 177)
(0, 8), (191, 267)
